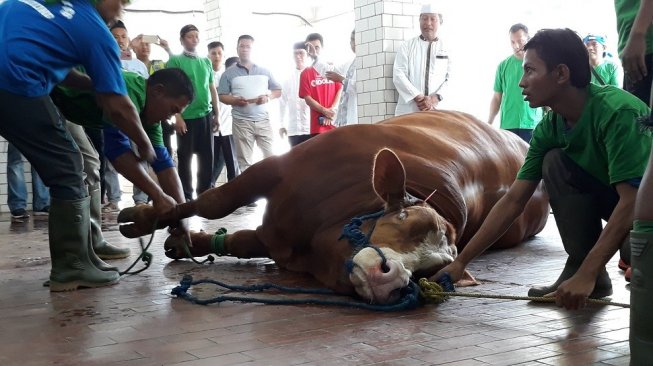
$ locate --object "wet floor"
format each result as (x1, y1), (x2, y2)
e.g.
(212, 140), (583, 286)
(0, 204), (631, 365)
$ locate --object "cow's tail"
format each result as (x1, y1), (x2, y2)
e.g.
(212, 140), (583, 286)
(191, 156), (283, 220)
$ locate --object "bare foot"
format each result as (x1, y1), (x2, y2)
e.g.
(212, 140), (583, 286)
(456, 270), (480, 287)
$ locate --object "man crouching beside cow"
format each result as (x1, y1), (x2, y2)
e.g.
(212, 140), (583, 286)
(437, 29), (651, 310)
(118, 29), (650, 311)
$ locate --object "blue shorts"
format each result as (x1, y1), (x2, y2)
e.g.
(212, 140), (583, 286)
(103, 126), (174, 173)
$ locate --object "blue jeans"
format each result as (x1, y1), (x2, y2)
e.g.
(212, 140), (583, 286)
(7, 142), (50, 212)
(103, 159), (122, 203)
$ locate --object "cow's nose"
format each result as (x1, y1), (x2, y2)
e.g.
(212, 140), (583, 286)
(380, 259), (390, 273)
(367, 260), (409, 303)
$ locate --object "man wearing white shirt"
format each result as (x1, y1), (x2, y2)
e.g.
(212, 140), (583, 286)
(327, 30), (358, 127)
(106, 20), (150, 210)
(392, 2), (451, 116)
(208, 44), (239, 184)
(279, 42), (312, 147)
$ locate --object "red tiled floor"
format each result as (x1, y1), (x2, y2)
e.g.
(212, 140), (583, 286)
(0, 206), (632, 365)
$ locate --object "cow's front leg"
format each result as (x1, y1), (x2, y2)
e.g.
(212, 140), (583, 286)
(118, 201), (198, 238)
(165, 229), (269, 259)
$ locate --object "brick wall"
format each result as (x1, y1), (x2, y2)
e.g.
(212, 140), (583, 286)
(204, 0), (223, 44)
(354, 0), (419, 124)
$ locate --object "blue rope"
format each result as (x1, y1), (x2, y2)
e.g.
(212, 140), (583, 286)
(338, 209), (385, 249)
(171, 275), (422, 311)
(171, 209), (454, 311)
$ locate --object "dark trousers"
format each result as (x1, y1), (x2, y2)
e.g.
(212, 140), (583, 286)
(506, 128), (533, 144)
(84, 127), (105, 202)
(624, 53), (653, 105)
(212, 133), (239, 184)
(161, 120), (174, 157)
(543, 149), (619, 209)
(0, 91), (85, 200)
(288, 134), (314, 147)
(176, 114), (214, 201)
(542, 149), (620, 262)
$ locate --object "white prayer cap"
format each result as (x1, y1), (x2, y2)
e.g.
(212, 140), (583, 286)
(420, 1), (441, 15)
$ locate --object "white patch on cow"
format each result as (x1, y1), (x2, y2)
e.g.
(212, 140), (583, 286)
(408, 230), (457, 272)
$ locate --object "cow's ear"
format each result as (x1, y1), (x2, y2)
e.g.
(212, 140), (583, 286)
(372, 148), (406, 207)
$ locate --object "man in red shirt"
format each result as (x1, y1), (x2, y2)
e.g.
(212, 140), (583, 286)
(299, 33), (342, 135)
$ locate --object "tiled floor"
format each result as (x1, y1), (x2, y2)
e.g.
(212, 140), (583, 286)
(0, 204), (631, 366)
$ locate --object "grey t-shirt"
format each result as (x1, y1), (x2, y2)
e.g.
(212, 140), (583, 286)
(218, 63), (281, 122)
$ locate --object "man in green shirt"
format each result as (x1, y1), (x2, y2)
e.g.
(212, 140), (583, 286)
(583, 34), (621, 87)
(166, 24), (219, 202)
(435, 28), (651, 310)
(616, 0), (653, 104)
(488, 23), (543, 143)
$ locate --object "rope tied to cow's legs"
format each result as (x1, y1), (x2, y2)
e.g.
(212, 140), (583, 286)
(119, 219), (159, 276)
(418, 276), (631, 308)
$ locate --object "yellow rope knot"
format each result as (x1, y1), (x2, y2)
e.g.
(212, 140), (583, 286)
(418, 278), (450, 304)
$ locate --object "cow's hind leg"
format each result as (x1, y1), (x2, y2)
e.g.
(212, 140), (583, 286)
(165, 229), (269, 260)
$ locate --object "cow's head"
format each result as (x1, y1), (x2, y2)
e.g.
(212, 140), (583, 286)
(349, 148), (457, 304)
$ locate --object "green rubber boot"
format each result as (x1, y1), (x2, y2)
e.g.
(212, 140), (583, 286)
(629, 229), (653, 365)
(48, 197), (120, 292)
(528, 195), (612, 298)
(90, 183), (130, 260)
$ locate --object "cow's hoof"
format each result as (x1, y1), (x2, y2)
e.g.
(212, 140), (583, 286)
(117, 206), (158, 238)
(164, 235), (190, 259)
(117, 206), (139, 223)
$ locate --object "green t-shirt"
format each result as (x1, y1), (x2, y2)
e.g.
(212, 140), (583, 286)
(122, 71), (163, 147)
(614, 0), (653, 56)
(166, 55), (213, 119)
(493, 55), (543, 130)
(51, 71), (163, 147)
(517, 84), (651, 186)
(591, 60), (620, 87)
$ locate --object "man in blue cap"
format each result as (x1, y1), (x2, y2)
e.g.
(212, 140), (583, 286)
(0, 0), (165, 292)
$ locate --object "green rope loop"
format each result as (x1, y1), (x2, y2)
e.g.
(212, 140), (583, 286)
(118, 219), (158, 276)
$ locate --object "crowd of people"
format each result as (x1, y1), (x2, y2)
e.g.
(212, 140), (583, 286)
(0, 0), (651, 361)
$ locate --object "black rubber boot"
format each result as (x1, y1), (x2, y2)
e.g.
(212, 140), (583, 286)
(48, 197), (120, 292)
(527, 195), (612, 298)
(90, 183), (130, 260)
(629, 230), (653, 364)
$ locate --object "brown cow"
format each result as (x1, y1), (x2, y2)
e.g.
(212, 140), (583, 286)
(118, 111), (549, 304)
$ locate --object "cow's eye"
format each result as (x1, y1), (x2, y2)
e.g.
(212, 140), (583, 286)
(398, 210), (407, 220)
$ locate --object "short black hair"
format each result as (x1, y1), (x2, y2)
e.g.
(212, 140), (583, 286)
(237, 34), (254, 44)
(109, 20), (127, 32)
(180, 24), (199, 38)
(523, 28), (590, 88)
(225, 57), (239, 68)
(207, 41), (224, 51)
(509, 23), (528, 35)
(148, 68), (195, 102)
(305, 33), (323, 46)
(293, 41), (306, 50)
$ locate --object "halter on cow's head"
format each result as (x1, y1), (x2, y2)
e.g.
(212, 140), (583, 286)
(348, 148), (457, 304)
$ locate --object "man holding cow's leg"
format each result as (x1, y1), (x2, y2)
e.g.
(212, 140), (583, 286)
(434, 28), (651, 310)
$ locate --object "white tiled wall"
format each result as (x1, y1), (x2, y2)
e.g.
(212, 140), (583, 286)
(204, 0), (223, 44)
(354, 0), (419, 124)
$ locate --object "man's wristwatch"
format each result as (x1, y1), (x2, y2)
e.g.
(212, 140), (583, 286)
(436, 94), (443, 102)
